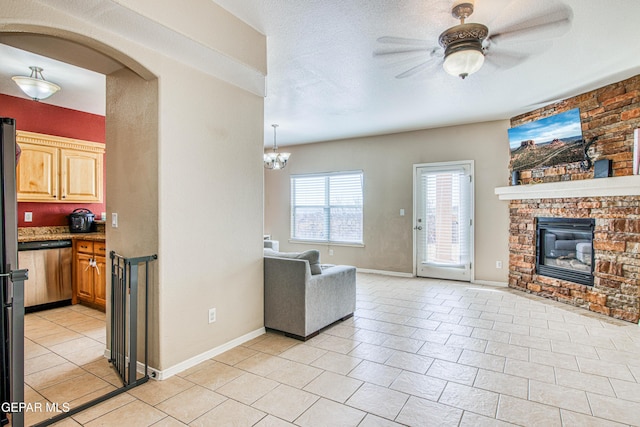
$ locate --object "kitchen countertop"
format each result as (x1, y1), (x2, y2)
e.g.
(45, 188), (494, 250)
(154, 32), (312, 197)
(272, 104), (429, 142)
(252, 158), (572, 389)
(18, 225), (105, 243)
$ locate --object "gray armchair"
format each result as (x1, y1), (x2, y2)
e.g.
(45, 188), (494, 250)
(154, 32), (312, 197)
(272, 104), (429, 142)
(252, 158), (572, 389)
(264, 250), (356, 340)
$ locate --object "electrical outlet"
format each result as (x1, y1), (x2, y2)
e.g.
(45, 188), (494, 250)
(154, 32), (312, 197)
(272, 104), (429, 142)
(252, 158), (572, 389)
(112, 213), (118, 228)
(496, 261), (503, 269)
(24, 212), (32, 222)
(329, 249), (334, 256)
(208, 308), (216, 323)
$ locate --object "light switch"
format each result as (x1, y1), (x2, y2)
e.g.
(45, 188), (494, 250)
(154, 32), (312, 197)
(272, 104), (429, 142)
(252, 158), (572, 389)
(112, 213), (118, 228)
(400, 209), (405, 216)
(25, 212), (32, 222)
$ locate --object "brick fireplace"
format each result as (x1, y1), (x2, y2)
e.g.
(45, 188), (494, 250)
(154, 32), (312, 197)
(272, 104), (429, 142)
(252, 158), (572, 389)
(496, 75), (640, 323)
(504, 190), (640, 323)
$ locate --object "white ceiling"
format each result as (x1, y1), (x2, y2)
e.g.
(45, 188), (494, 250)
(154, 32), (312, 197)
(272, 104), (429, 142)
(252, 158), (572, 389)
(1, 0), (640, 146)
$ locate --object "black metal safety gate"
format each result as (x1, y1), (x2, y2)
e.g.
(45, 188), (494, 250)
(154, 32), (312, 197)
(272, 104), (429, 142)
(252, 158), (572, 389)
(34, 252), (157, 427)
(110, 252), (157, 385)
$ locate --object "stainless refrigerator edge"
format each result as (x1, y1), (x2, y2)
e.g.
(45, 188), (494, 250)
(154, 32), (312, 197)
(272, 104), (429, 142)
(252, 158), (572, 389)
(1, 118), (27, 427)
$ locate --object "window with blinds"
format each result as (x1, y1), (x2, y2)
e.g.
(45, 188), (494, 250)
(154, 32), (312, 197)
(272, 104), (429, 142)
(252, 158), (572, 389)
(291, 171), (364, 244)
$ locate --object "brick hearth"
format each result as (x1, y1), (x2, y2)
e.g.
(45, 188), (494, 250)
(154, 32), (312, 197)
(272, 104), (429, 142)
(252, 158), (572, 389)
(509, 196), (640, 323)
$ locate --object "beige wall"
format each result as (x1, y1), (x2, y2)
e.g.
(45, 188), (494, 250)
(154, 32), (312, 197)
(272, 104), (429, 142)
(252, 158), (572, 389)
(106, 67), (159, 366)
(156, 65), (265, 368)
(265, 120), (511, 284)
(113, 0), (266, 74)
(3, 0), (266, 371)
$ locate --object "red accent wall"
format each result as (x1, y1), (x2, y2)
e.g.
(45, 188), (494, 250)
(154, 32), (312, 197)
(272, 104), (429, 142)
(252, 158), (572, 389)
(0, 94), (106, 227)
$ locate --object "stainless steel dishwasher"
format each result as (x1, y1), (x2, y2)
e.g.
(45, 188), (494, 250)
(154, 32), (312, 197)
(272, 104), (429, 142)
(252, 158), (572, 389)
(18, 239), (73, 311)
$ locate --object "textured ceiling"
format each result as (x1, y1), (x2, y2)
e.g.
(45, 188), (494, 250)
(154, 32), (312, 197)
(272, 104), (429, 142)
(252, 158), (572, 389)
(1, 0), (640, 146)
(213, 0), (640, 145)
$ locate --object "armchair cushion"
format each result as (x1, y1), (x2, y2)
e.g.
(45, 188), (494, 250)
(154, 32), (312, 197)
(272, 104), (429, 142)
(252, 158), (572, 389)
(263, 248), (322, 275)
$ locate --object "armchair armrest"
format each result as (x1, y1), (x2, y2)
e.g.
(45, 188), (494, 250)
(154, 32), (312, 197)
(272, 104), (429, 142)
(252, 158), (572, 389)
(264, 256), (310, 336)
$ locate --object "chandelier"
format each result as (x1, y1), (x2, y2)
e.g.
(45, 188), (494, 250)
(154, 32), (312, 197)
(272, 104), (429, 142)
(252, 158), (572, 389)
(263, 124), (290, 170)
(12, 66), (61, 101)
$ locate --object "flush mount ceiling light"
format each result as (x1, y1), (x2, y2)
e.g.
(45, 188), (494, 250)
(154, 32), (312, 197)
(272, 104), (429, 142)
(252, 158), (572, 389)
(12, 66), (61, 101)
(438, 2), (488, 79)
(263, 124), (290, 170)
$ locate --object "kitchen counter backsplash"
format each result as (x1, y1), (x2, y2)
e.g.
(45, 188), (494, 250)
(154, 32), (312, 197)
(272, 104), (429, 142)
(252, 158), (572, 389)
(19, 221), (105, 242)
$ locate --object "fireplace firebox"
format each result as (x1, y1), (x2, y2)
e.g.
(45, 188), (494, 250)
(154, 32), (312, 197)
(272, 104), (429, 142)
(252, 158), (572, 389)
(536, 217), (595, 286)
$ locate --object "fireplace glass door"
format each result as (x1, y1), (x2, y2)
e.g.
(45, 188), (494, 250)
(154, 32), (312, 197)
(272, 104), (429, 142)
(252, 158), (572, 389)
(536, 217), (594, 286)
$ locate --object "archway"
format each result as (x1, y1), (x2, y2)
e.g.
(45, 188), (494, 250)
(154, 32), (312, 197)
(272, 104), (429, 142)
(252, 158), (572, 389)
(1, 27), (159, 426)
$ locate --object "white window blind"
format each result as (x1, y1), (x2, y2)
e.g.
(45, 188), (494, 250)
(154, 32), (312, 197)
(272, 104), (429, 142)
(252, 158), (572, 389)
(291, 171), (363, 244)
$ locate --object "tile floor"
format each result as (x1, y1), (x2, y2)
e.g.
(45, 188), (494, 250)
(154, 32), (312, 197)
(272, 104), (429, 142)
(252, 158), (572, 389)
(16, 273), (640, 426)
(21, 304), (114, 426)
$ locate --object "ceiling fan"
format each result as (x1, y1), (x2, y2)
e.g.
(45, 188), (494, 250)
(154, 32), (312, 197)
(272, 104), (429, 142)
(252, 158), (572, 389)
(374, 0), (573, 79)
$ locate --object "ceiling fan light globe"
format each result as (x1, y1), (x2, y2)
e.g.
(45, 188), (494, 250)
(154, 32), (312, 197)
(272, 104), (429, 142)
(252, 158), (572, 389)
(12, 76), (61, 100)
(443, 48), (484, 79)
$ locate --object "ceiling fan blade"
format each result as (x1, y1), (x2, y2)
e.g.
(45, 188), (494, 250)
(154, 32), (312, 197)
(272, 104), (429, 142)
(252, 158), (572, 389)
(373, 47), (433, 57)
(489, 18), (571, 45)
(377, 36), (431, 47)
(395, 59), (438, 79)
(488, 2), (573, 45)
(483, 49), (529, 70)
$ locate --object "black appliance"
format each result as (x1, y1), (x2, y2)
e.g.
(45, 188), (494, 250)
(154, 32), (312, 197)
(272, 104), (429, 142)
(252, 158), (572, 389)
(1, 118), (28, 426)
(68, 208), (95, 233)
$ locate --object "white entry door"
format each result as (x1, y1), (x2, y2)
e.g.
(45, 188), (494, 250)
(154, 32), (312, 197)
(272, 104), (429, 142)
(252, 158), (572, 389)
(414, 161), (474, 281)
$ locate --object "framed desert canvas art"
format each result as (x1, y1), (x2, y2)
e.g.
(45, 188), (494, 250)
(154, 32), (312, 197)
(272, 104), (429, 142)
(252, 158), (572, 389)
(508, 108), (584, 171)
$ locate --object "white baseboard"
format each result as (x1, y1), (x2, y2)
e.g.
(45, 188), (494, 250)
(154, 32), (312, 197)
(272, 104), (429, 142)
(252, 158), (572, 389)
(103, 348), (164, 380)
(356, 269), (507, 287)
(471, 279), (508, 288)
(157, 327), (266, 380)
(356, 268), (413, 278)
(103, 327), (266, 381)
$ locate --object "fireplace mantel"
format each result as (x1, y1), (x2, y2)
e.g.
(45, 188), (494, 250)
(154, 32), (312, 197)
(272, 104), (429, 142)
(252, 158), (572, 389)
(495, 175), (640, 201)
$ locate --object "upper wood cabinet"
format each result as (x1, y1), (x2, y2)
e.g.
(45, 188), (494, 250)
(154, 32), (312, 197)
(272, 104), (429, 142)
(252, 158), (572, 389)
(16, 131), (105, 203)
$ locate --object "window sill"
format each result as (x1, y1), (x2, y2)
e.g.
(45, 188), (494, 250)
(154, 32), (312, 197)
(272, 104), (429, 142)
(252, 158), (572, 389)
(289, 239), (365, 248)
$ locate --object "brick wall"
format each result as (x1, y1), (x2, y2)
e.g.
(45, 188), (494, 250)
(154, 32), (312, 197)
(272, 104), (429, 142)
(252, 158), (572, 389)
(510, 75), (640, 184)
(507, 75), (640, 323)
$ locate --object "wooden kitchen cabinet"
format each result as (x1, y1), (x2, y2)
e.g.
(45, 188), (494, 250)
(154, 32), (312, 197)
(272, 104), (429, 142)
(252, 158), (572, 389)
(16, 130), (104, 203)
(15, 142), (59, 201)
(73, 239), (107, 311)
